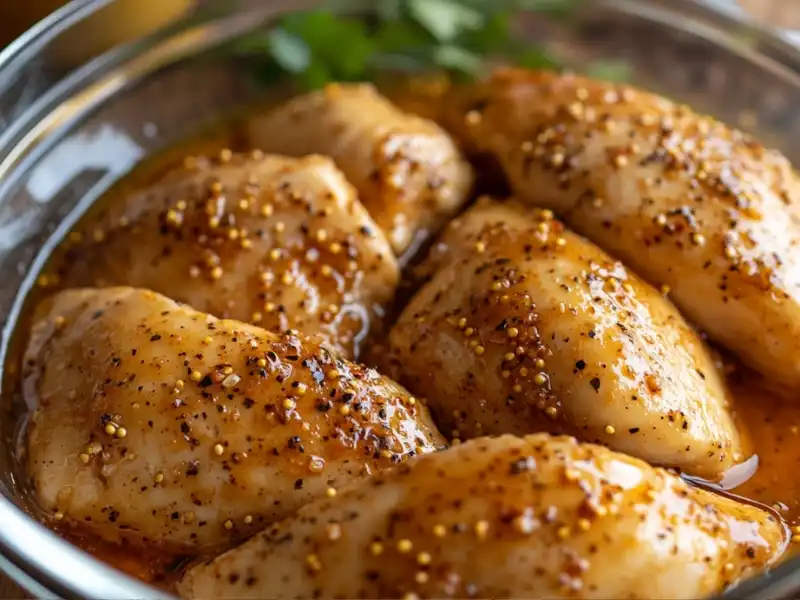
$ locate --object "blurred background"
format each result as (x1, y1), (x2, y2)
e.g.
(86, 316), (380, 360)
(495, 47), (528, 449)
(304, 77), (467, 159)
(0, 0), (796, 54)
(0, 0), (195, 56)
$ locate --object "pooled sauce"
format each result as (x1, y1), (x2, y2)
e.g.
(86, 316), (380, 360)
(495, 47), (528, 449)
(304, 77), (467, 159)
(730, 375), (800, 532)
(5, 99), (800, 590)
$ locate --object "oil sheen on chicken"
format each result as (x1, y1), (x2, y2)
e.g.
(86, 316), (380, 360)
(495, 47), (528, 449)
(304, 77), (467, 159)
(24, 287), (445, 551)
(247, 83), (474, 257)
(443, 68), (800, 391)
(49, 152), (399, 359)
(389, 198), (743, 481)
(178, 434), (784, 600)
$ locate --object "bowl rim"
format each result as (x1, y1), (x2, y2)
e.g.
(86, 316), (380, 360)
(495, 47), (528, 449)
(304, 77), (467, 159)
(1, 1), (800, 599)
(0, 0), (115, 88)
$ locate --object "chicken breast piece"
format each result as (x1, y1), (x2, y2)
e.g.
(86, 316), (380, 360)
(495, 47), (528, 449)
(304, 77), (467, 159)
(24, 287), (445, 551)
(389, 198), (743, 480)
(49, 152), (398, 359)
(442, 68), (800, 390)
(178, 434), (784, 600)
(246, 84), (474, 257)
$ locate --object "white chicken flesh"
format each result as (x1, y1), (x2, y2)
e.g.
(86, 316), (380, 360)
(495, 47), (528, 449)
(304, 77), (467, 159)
(178, 434), (784, 600)
(24, 287), (445, 551)
(389, 197), (743, 480)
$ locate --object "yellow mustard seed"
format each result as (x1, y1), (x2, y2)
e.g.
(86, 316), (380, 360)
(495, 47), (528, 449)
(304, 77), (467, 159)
(474, 520), (490, 540)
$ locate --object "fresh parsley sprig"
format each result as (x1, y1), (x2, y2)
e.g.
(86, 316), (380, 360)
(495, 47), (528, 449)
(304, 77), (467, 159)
(233, 0), (628, 89)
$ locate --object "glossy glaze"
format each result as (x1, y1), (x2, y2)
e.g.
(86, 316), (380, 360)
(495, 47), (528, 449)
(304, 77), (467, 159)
(246, 83), (475, 257)
(389, 197), (742, 480)
(44, 152), (398, 359)
(441, 69), (800, 391)
(729, 375), (800, 529)
(13, 71), (800, 594)
(179, 434), (784, 600)
(24, 287), (445, 551)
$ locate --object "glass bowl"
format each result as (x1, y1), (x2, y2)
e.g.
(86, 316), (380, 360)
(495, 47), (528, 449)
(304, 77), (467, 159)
(2, 0), (800, 598)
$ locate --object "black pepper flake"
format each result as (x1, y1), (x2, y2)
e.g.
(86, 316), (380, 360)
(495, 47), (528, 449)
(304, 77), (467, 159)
(628, 427), (640, 434)
(199, 375), (214, 388)
(590, 377), (601, 392)
(186, 460), (200, 476)
(243, 398), (255, 409)
(575, 360), (586, 371)
(150, 334), (162, 342)
(294, 479), (303, 490)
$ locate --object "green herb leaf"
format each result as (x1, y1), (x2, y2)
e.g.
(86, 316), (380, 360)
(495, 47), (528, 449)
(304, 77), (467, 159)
(516, 48), (560, 70)
(231, 0), (628, 91)
(282, 11), (375, 81)
(298, 61), (333, 90)
(407, 0), (485, 42)
(266, 29), (311, 73)
(372, 19), (433, 53)
(433, 45), (484, 75)
(458, 11), (511, 54)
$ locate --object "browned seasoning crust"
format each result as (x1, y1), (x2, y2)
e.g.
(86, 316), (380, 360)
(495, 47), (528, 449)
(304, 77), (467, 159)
(389, 197), (744, 480)
(246, 83), (475, 257)
(441, 68), (800, 390)
(24, 287), (445, 551)
(43, 151), (399, 359)
(178, 434), (785, 600)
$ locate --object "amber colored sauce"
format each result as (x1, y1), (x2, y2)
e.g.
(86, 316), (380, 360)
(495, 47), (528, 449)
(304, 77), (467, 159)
(729, 374), (800, 532)
(54, 526), (189, 587)
(9, 102), (800, 587)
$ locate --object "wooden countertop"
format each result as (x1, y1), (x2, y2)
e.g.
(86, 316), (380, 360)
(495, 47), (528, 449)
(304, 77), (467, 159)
(0, 0), (796, 598)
